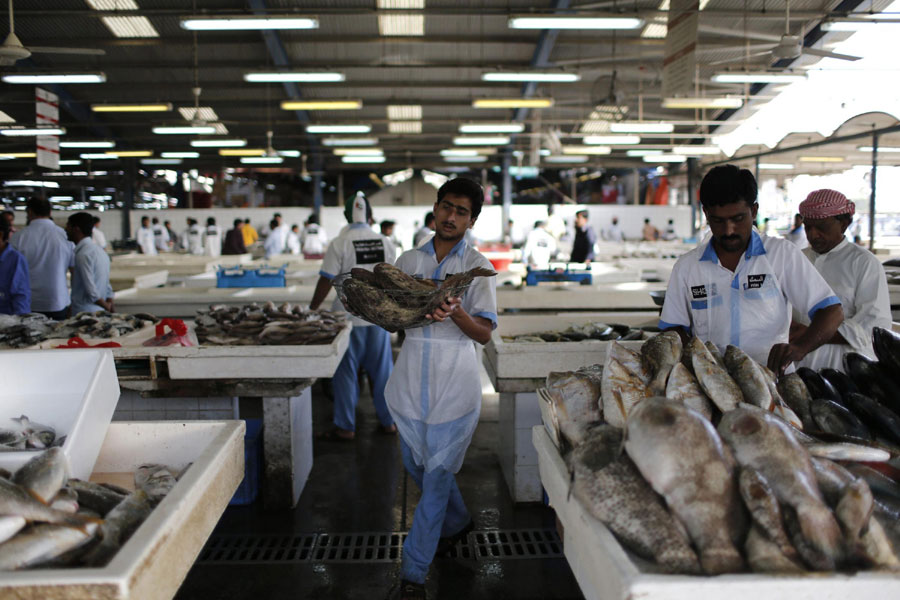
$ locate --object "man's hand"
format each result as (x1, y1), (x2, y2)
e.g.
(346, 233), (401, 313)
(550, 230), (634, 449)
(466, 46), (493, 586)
(767, 342), (807, 375)
(100, 298), (115, 313)
(425, 297), (461, 322)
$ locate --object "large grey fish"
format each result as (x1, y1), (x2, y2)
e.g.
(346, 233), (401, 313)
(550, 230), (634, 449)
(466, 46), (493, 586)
(50, 488), (79, 514)
(568, 425), (701, 574)
(12, 447), (68, 504)
(0, 522), (98, 570)
(82, 490), (153, 567)
(600, 358), (649, 428)
(778, 374), (815, 430)
(745, 525), (805, 574)
(664, 362), (713, 419)
(63, 479), (126, 516)
(705, 341), (727, 370)
(641, 331), (682, 396)
(0, 478), (97, 529)
(836, 478), (874, 544)
(846, 464), (900, 501)
(0, 516), (25, 545)
(10, 415), (55, 449)
(724, 345), (774, 411)
(625, 398), (745, 574)
(738, 468), (798, 561)
(810, 400), (873, 440)
(718, 407), (842, 570)
(134, 464), (176, 501)
(609, 342), (650, 384)
(804, 442), (890, 463)
(545, 368), (603, 446)
(689, 337), (743, 413)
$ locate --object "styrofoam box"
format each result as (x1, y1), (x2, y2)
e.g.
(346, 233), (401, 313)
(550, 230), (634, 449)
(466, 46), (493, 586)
(533, 425), (900, 600)
(0, 420), (244, 600)
(0, 349), (119, 479)
(496, 281), (665, 312)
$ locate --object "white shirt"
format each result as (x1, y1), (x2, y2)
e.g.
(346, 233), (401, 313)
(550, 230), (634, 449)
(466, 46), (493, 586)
(602, 223), (625, 242)
(320, 223), (397, 327)
(204, 225), (221, 257)
(546, 214), (567, 240)
(91, 227), (107, 250)
(136, 226), (157, 255)
(301, 224), (328, 255)
(267, 224), (289, 254)
(660, 230), (840, 366)
(187, 224), (204, 255)
(10, 218), (75, 312)
(71, 237), (113, 314)
(152, 223), (169, 252)
(413, 226), (433, 249)
(286, 230), (301, 255)
(787, 225), (809, 250)
(797, 238), (891, 370)
(522, 227), (557, 267)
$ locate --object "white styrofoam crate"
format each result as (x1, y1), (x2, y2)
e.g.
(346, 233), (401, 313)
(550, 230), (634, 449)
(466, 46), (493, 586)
(0, 420), (244, 600)
(0, 349), (119, 479)
(533, 425), (900, 600)
(497, 282), (665, 312)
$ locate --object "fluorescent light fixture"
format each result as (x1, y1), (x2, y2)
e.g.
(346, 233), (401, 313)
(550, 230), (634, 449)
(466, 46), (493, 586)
(322, 137), (379, 146)
(0, 127), (65, 136)
(281, 100), (362, 111)
(662, 97), (743, 109)
(583, 135), (640, 145)
(799, 156), (844, 162)
(482, 72), (580, 82)
(453, 136), (510, 146)
(86, 1), (139, 8)
(712, 72), (807, 84)
(459, 123), (525, 134)
(240, 156), (285, 164)
(0, 110), (13, 123)
(820, 20), (900, 31)
(643, 154), (687, 163)
(672, 145), (721, 156)
(91, 103), (172, 112)
(444, 156), (488, 163)
(278, 150), (301, 157)
(0, 152), (37, 159)
(153, 125), (218, 135)
(2, 73), (106, 84)
(378, 14), (424, 36)
(333, 148), (384, 156)
(80, 153), (117, 160)
(387, 105), (423, 120)
(107, 150), (153, 158)
(49, 196), (75, 201)
(388, 121), (422, 134)
(181, 16), (318, 30)
(509, 16), (643, 30)
(758, 163), (794, 170)
(191, 138), (247, 148)
(441, 149), (480, 157)
(60, 140), (115, 148)
(562, 145), (611, 155)
(3, 180), (59, 188)
(473, 98), (554, 109)
(58, 160), (82, 166)
(178, 107), (220, 122)
(377, 0), (424, 7)
(244, 72), (345, 83)
(544, 155), (589, 163)
(101, 16), (159, 38)
(641, 22), (668, 38)
(342, 156), (387, 164)
(307, 124), (372, 134)
(219, 148), (266, 156)
(858, 146), (900, 152)
(610, 121), (674, 134)
(444, 148), (495, 155)
(142, 158), (183, 165)
(626, 149), (663, 157)
(160, 152), (200, 158)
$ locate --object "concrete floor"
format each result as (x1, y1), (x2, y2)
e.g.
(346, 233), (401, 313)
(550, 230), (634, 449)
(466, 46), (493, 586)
(175, 379), (584, 600)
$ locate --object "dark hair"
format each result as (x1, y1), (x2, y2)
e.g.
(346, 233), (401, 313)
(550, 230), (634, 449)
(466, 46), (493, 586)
(233, 218), (243, 227)
(534, 220), (544, 229)
(307, 213), (319, 225)
(699, 164), (758, 209)
(644, 218), (650, 224)
(206, 217), (216, 226)
(270, 219), (278, 229)
(244, 218), (251, 224)
(437, 178), (484, 219)
(68, 212), (94, 238)
(92, 216), (100, 225)
(381, 219), (395, 228)
(26, 197), (51, 217)
(0, 215), (9, 242)
(836, 213), (853, 227)
(576, 209), (588, 219)
(2, 210), (13, 220)
(273, 212), (282, 219)
(424, 211), (435, 226)
(152, 217), (159, 225)
(164, 220), (171, 226)
(141, 215), (150, 224)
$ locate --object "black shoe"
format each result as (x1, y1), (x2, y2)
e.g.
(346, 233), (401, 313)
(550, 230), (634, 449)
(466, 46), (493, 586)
(434, 519), (474, 557)
(399, 579), (426, 600)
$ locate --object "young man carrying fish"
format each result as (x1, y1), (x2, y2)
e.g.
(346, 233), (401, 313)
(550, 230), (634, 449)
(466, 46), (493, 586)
(385, 178), (497, 600)
(659, 165), (843, 374)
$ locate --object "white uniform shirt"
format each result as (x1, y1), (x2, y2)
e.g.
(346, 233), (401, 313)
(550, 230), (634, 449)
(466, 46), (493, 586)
(136, 226), (157, 255)
(267, 224), (289, 255)
(301, 224), (328, 255)
(797, 238), (891, 369)
(152, 223), (169, 252)
(10, 218), (75, 312)
(522, 227), (557, 267)
(787, 226), (809, 250)
(413, 226), (433, 249)
(187, 224), (204, 255)
(91, 227), (107, 250)
(204, 225), (221, 257)
(319, 223), (398, 327)
(602, 223), (625, 242)
(660, 230), (840, 365)
(286, 230), (301, 255)
(71, 237), (113, 314)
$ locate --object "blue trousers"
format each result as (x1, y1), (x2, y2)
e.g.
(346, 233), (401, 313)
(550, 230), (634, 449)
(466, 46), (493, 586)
(400, 439), (471, 585)
(332, 325), (394, 431)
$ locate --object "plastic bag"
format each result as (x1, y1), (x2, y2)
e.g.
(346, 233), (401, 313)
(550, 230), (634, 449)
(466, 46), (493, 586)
(54, 336), (122, 349)
(142, 319), (197, 347)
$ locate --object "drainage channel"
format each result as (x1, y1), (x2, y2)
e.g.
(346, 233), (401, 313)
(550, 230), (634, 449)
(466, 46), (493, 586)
(198, 528), (563, 565)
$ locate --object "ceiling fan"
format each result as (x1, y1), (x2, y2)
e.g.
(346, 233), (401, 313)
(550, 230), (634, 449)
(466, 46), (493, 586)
(0, 0), (105, 66)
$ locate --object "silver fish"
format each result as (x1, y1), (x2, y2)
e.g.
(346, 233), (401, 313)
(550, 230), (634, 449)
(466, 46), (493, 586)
(134, 464), (176, 500)
(836, 478), (874, 544)
(689, 337), (743, 413)
(10, 415), (55, 448)
(724, 345), (775, 411)
(625, 398), (745, 574)
(0, 516), (26, 545)
(50, 488), (79, 514)
(777, 373), (815, 430)
(641, 331), (682, 396)
(705, 341), (727, 370)
(805, 443), (891, 463)
(61, 479), (125, 516)
(600, 358), (649, 428)
(745, 525), (805, 574)
(664, 362), (713, 420)
(0, 478), (97, 529)
(82, 489), (153, 567)
(738, 468), (798, 562)
(12, 447), (68, 504)
(545, 369), (603, 446)
(0, 522), (98, 570)
(608, 341), (650, 384)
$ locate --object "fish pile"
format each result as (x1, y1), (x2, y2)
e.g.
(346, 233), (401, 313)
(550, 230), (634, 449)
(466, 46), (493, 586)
(195, 302), (347, 346)
(0, 415), (62, 450)
(0, 312), (157, 348)
(0, 449), (180, 570)
(0, 314), (58, 348)
(539, 329), (900, 575)
(333, 263), (496, 332)
(502, 322), (649, 343)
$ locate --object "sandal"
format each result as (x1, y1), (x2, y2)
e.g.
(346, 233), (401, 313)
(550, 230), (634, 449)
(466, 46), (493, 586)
(316, 427), (355, 441)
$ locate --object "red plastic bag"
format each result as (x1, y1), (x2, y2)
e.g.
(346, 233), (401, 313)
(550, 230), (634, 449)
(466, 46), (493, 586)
(142, 319), (197, 347)
(55, 336), (122, 349)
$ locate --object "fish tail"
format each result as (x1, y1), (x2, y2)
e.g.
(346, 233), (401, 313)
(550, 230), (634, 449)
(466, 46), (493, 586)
(24, 488), (50, 505)
(797, 503), (842, 561)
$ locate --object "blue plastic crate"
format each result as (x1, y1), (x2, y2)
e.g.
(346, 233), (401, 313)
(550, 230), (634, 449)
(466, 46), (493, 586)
(230, 418), (263, 506)
(216, 265), (286, 288)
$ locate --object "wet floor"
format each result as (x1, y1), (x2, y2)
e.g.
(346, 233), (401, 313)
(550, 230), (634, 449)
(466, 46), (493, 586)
(175, 379), (584, 600)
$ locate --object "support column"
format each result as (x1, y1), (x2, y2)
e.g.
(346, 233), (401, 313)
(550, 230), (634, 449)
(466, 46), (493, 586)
(687, 157), (697, 236)
(502, 154), (512, 238)
(870, 133), (878, 251)
(260, 386), (313, 509)
(632, 169), (640, 205)
(313, 173), (323, 214)
(754, 156), (760, 185)
(122, 158), (136, 240)
(336, 172), (344, 207)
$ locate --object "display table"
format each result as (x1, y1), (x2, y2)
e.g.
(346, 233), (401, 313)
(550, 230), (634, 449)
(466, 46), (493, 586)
(109, 267), (169, 291)
(114, 285), (335, 318)
(497, 282), (665, 313)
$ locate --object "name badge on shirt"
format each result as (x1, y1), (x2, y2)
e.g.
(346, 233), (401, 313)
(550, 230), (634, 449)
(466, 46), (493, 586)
(691, 284), (707, 299)
(745, 274), (767, 290)
(352, 239), (386, 264)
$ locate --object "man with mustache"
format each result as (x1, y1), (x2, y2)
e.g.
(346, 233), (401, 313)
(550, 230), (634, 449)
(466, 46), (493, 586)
(659, 165), (844, 374)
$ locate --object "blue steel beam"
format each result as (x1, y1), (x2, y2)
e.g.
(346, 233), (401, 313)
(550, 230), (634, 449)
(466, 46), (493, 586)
(514, 0), (571, 122)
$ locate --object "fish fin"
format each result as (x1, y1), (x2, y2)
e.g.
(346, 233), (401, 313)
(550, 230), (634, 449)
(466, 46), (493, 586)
(63, 513), (103, 533)
(25, 488), (50, 505)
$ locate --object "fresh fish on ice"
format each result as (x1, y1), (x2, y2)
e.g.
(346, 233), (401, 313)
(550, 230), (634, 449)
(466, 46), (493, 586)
(640, 331), (682, 396)
(134, 464), (177, 501)
(600, 358), (648, 428)
(545, 368), (603, 447)
(664, 362), (713, 420)
(777, 373), (815, 430)
(745, 525), (805, 574)
(724, 345), (775, 411)
(12, 447), (67, 504)
(0, 522), (98, 570)
(738, 468), (798, 562)
(82, 490), (153, 567)
(689, 337), (743, 413)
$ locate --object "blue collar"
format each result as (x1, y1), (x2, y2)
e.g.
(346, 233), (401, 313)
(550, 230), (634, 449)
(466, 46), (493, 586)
(348, 223), (369, 230)
(418, 236), (467, 259)
(699, 229), (766, 264)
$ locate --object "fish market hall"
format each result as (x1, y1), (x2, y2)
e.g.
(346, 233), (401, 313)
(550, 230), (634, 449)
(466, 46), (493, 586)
(2, 2), (900, 598)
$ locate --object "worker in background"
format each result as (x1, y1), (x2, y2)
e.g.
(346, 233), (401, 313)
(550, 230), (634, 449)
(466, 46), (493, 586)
(164, 220), (176, 250)
(507, 219), (527, 248)
(204, 217), (221, 258)
(659, 165), (843, 373)
(310, 193), (397, 442)
(786, 213), (808, 249)
(793, 190), (891, 370)
(413, 211), (435, 248)
(152, 217), (169, 253)
(136, 216), (157, 255)
(287, 224), (302, 255)
(661, 218), (677, 241)
(570, 209), (597, 263)
(384, 178), (497, 599)
(11, 197), (74, 320)
(66, 212), (113, 314)
(91, 216), (108, 250)
(222, 219), (247, 255)
(545, 204), (567, 240)
(242, 218), (259, 247)
(2, 210), (17, 235)
(522, 220), (557, 268)
(263, 219), (282, 258)
(0, 215), (30, 315)
(178, 217), (192, 252)
(380, 220), (403, 252)
(267, 212), (289, 255)
(642, 218), (660, 241)
(301, 213), (328, 258)
(602, 216), (625, 242)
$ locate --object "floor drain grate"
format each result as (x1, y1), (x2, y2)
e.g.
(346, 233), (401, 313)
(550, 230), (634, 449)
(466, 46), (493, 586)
(197, 529), (562, 565)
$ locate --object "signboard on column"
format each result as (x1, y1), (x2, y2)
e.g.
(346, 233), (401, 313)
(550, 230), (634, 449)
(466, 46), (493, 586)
(35, 87), (60, 170)
(662, 0), (699, 98)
